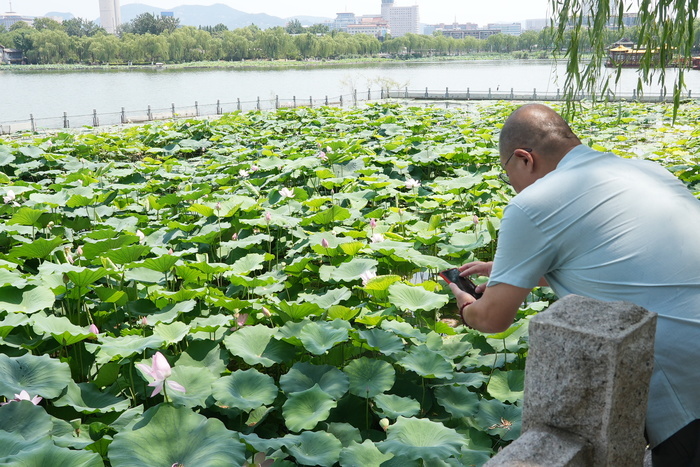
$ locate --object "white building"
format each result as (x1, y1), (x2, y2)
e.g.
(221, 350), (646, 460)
(525, 18), (548, 31)
(388, 5), (419, 37)
(99, 0), (121, 35)
(487, 22), (522, 36)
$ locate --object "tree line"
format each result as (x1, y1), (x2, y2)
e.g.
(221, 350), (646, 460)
(1, 13), (697, 65)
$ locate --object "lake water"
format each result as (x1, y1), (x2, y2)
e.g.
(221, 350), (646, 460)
(2, 60), (700, 128)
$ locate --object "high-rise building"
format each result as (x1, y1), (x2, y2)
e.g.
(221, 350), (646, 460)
(388, 5), (419, 37)
(487, 22), (522, 36)
(99, 0), (121, 35)
(381, 0), (394, 21)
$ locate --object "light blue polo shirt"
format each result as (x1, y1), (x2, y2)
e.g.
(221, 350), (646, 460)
(489, 144), (700, 447)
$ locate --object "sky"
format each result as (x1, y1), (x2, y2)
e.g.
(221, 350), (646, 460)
(7, 0), (552, 26)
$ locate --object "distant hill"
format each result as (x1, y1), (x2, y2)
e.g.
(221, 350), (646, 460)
(45, 12), (75, 21)
(120, 3), (331, 30)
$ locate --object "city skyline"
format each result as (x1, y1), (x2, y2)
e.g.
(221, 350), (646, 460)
(6, 0), (551, 27)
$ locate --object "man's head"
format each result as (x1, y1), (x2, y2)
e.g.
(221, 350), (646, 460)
(499, 104), (581, 193)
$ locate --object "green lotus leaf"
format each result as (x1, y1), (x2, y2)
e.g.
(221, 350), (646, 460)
(276, 301), (324, 320)
(109, 404), (246, 466)
(361, 274), (402, 300)
(53, 381), (130, 414)
(357, 329), (405, 355)
(434, 385), (481, 418)
(297, 287), (351, 308)
(102, 244), (151, 264)
(0, 438), (104, 466)
(0, 353), (71, 399)
(327, 305), (360, 321)
(131, 255), (179, 273)
(31, 314), (92, 346)
(189, 203), (215, 217)
(283, 384), (337, 432)
(145, 300), (197, 325)
(93, 287), (127, 305)
(187, 314), (232, 335)
(380, 319), (426, 341)
(0, 269), (28, 289)
(279, 362), (349, 399)
(475, 398), (522, 441)
(0, 285), (54, 314)
(175, 339), (228, 375)
(223, 325), (293, 367)
(153, 322), (190, 345)
(167, 365), (219, 409)
(0, 430), (40, 457)
(9, 236), (64, 260)
(373, 393), (421, 419)
(287, 431), (343, 467)
(8, 207), (45, 227)
(0, 400), (53, 443)
(487, 369), (525, 403)
(344, 357), (395, 398)
(326, 422), (362, 447)
(227, 253), (268, 275)
(212, 369), (278, 412)
(388, 283), (449, 312)
(300, 205), (351, 226)
(378, 416), (467, 462)
(340, 440), (395, 467)
(124, 267), (165, 284)
(398, 344), (454, 379)
(0, 313), (29, 338)
(85, 334), (165, 365)
(81, 236), (138, 260)
(319, 258), (378, 283)
(66, 267), (109, 288)
(299, 320), (351, 355)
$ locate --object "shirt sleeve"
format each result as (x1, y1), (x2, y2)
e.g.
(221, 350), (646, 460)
(488, 203), (557, 290)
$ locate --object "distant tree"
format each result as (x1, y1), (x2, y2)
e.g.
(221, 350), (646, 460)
(285, 19), (304, 35)
(219, 30), (250, 60)
(33, 17), (62, 31)
(63, 18), (105, 37)
(294, 33), (318, 59)
(31, 29), (73, 63)
(9, 21), (31, 31)
(88, 34), (120, 63)
(123, 13), (179, 35)
(212, 23), (228, 34)
(307, 23), (330, 35)
(137, 33), (169, 62)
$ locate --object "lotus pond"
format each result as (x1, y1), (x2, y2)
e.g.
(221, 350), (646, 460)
(0, 101), (698, 466)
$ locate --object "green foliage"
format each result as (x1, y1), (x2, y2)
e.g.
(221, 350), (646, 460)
(0, 101), (697, 465)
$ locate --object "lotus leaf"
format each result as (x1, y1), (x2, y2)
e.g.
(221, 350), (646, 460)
(279, 362), (349, 399)
(212, 368), (278, 411)
(378, 416), (467, 462)
(109, 404), (246, 466)
(0, 353), (71, 399)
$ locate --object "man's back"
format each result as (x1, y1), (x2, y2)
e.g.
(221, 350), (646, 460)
(489, 144), (700, 446)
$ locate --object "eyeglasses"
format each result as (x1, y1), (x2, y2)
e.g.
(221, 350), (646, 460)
(499, 148), (533, 185)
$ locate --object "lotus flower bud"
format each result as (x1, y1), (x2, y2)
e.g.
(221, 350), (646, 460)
(321, 238), (330, 248)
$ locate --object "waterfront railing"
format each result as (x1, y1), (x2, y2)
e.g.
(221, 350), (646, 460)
(1, 87), (696, 135)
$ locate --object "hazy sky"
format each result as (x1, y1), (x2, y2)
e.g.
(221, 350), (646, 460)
(8, 0), (551, 26)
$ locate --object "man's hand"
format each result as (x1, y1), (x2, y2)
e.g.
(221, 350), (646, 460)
(458, 261), (493, 294)
(448, 282), (477, 324)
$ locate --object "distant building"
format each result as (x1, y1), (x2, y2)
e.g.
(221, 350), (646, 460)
(99, 0), (121, 35)
(161, 12), (174, 18)
(332, 12), (357, 31)
(437, 28), (500, 40)
(388, 5), (419, 37)
(525, 18), (548, 31)
(348, 16), (389, 38)
(487, 22), (522, 36)
(0, 44), (23, 64)
(0, 12), (34, 29)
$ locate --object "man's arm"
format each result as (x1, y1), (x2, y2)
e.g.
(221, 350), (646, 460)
(449, 282), (532, 333)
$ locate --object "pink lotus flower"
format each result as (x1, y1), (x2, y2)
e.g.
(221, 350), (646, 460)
(243, 452), (274, 467)
(216, 202), (222, 211)
(279, 187), (294, 198)
(141, 317), (149, 326)
(76, 246), (83, 256)
(250, 165), (259, 172)
(321, 238), (330, 248)
(317, 151), (328, 161)
(473, 215), (479, 225)
(261, 307), (271, 317)
(360, 270), (377, 285)
(136, 352), (186, 397)
(236, 313), (249, 327)
(369, 218), (377, 229)
(264, 212), (272, 222)
(168, 248), (174, 255)
(232, 232), (238, 241)
(0, 390), (42, 406)
(89, 324), (99, 335)
(239, 169), (250, 177)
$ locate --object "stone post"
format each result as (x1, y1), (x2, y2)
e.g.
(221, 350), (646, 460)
(486, 295), (656, 467)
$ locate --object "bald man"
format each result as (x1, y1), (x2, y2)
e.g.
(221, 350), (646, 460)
(448, 104), (700, 466)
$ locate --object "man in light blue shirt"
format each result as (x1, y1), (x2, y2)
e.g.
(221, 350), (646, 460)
(449, 104), (700, 466)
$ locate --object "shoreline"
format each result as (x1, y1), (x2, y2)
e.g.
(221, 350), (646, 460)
(0, 54), (557, 73)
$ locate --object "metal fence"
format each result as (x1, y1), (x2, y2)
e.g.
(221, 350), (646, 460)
(2, 86), (697, 135)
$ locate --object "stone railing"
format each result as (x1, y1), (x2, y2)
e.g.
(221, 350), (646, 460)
(486, 295), (657, 467)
